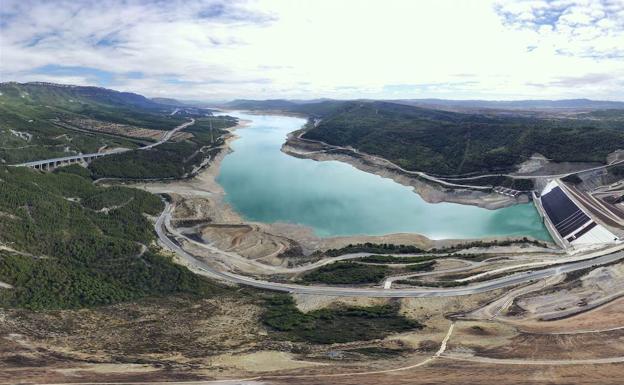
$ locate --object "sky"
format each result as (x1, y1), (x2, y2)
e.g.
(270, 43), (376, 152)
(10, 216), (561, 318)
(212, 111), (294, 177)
(1, 0), (623, 101)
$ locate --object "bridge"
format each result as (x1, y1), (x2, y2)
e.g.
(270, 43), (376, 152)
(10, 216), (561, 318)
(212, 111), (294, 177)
(11, 118), (195, 171)
(14, 149), (130, 171)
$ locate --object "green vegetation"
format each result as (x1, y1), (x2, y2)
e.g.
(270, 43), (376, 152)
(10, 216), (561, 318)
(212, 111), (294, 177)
(53, 164), (92, 179)
(298, 260), (437, 285)
(222, 99), (347, 117)
(429, 238), (549, 253)
(609, 164), (624, 178)
(348, 346), (412, 358)
(325, 243), (424, 257)
(406, 260), (436, 272)
(0, 166), (221, 309)
(89, 116), (236, 179)
(357, 254), (435, 264)
(325, 238), (548, 258)
(90, 141), (203, 179)
(358, 253), (491, 265)
(561, 174), (583, 184)
(445, 175), (534, 190)
(300, 262), (388, 284)
(1, 82), (183, 127)
(0, 82), (189, 163)
(302, 101), (624, 175)
(262, 295), (422, 344)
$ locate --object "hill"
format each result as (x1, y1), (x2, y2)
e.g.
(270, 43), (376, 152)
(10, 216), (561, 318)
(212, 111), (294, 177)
(0, 166), (222, 309)
(392, 98), (624, 110)
(1, 82), (169, 111)
(0, 82), (191, 164)
(221, 99), (346, 117)
(301, 101), (624, 175)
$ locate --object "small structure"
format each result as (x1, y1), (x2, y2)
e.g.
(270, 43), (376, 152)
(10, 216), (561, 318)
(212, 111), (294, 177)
(493, 186), (521, 197)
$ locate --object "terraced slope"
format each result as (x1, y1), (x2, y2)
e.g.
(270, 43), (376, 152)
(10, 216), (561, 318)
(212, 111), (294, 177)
(0, 82), (185, 163)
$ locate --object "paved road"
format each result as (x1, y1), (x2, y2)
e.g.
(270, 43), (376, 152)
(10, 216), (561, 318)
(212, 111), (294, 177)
(155, 202), (624, 298)
(441, 353), (624, 365)
(27, 323), (457, 385)
(439, 158), (624, 181)
(294, 132), (624, 187)
(292, 132), (492, 190)
(141, 118), (195, 149)
(14, 148), (128, 167)
(13, 118), (195, 167)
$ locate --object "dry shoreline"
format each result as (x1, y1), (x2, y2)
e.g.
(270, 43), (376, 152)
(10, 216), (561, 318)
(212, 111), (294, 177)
(281, 132), (527, 210)
(134, 113), (549, 254)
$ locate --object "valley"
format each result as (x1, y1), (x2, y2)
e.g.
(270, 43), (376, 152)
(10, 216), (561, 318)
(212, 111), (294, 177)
(1, 83), (624, 385)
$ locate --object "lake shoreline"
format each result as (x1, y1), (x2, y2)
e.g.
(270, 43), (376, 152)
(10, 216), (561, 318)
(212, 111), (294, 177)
(135, 112), (552, 253)
(281, 130), (528, 210)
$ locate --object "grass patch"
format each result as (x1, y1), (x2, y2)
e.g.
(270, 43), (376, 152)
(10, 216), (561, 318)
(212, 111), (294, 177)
(300, 262), (388, 284)
(326, 239), (549, 258)
(53, 164), (93, 179)
(324, 243), (423, 257)
(357, 253), (492, 264)
(348, 346), (413, 358)
(406, 260), (436, 272)
(262, 295), (422, 344)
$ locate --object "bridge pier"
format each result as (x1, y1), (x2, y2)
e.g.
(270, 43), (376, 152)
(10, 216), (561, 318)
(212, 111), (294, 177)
(15, 145), (132, 171)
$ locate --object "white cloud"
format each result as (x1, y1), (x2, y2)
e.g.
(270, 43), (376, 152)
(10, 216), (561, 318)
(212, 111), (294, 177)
(1, 0), (623, 100)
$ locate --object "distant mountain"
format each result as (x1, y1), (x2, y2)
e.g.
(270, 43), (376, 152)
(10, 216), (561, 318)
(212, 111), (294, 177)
(221, 99), (347, 117)
(151, 97), (187, 106)
(0, 82), (168, 111)
(0, 82), (187, 163)
(221, 97), (624, 118)
(222, 99), (302, 110)
(391, 98), (624, 110)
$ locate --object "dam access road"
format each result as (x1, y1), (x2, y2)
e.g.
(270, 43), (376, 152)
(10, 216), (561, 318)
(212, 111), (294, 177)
(156, 200), (624, 298)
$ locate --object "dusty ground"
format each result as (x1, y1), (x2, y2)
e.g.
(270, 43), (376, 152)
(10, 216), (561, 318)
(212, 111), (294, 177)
(510, 262), (624, 321)
(0, 289), (503, 384)
(3, 279), (624, 384)
(517, 296), (624, 334)
(66, 117), (193, 142)
(267, 361), (624, 385)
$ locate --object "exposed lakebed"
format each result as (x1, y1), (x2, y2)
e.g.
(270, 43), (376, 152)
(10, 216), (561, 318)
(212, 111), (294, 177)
(216, 112), (551, 240)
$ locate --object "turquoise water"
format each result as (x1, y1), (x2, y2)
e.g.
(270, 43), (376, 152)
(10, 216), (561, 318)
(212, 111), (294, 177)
(216, 112), (550, 240)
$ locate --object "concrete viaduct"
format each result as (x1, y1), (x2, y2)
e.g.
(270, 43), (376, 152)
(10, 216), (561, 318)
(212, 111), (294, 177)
(14, 149), (130, 171)
(11, 118), (195, 171)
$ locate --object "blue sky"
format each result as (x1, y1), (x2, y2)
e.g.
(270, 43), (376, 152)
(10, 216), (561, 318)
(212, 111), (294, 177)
(1, 0), (623, 101)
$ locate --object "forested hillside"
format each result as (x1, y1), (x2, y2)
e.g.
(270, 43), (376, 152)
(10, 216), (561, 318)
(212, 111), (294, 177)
(89, 115), (236, 179)
(222, 99), (346, 117)
(0, 82), (238, 180)
(302, 101), (624, 175)
(0, 82), (186, 163)
(0, 166), (220, 309)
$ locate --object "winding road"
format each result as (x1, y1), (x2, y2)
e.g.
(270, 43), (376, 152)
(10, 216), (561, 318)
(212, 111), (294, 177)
(293, 130), (624, 188)
(13, 118), (195, 168)
(155, 201), (624, 298)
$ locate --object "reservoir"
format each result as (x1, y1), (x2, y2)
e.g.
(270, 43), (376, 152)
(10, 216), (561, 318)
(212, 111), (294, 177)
(216, 112), (551, 240)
